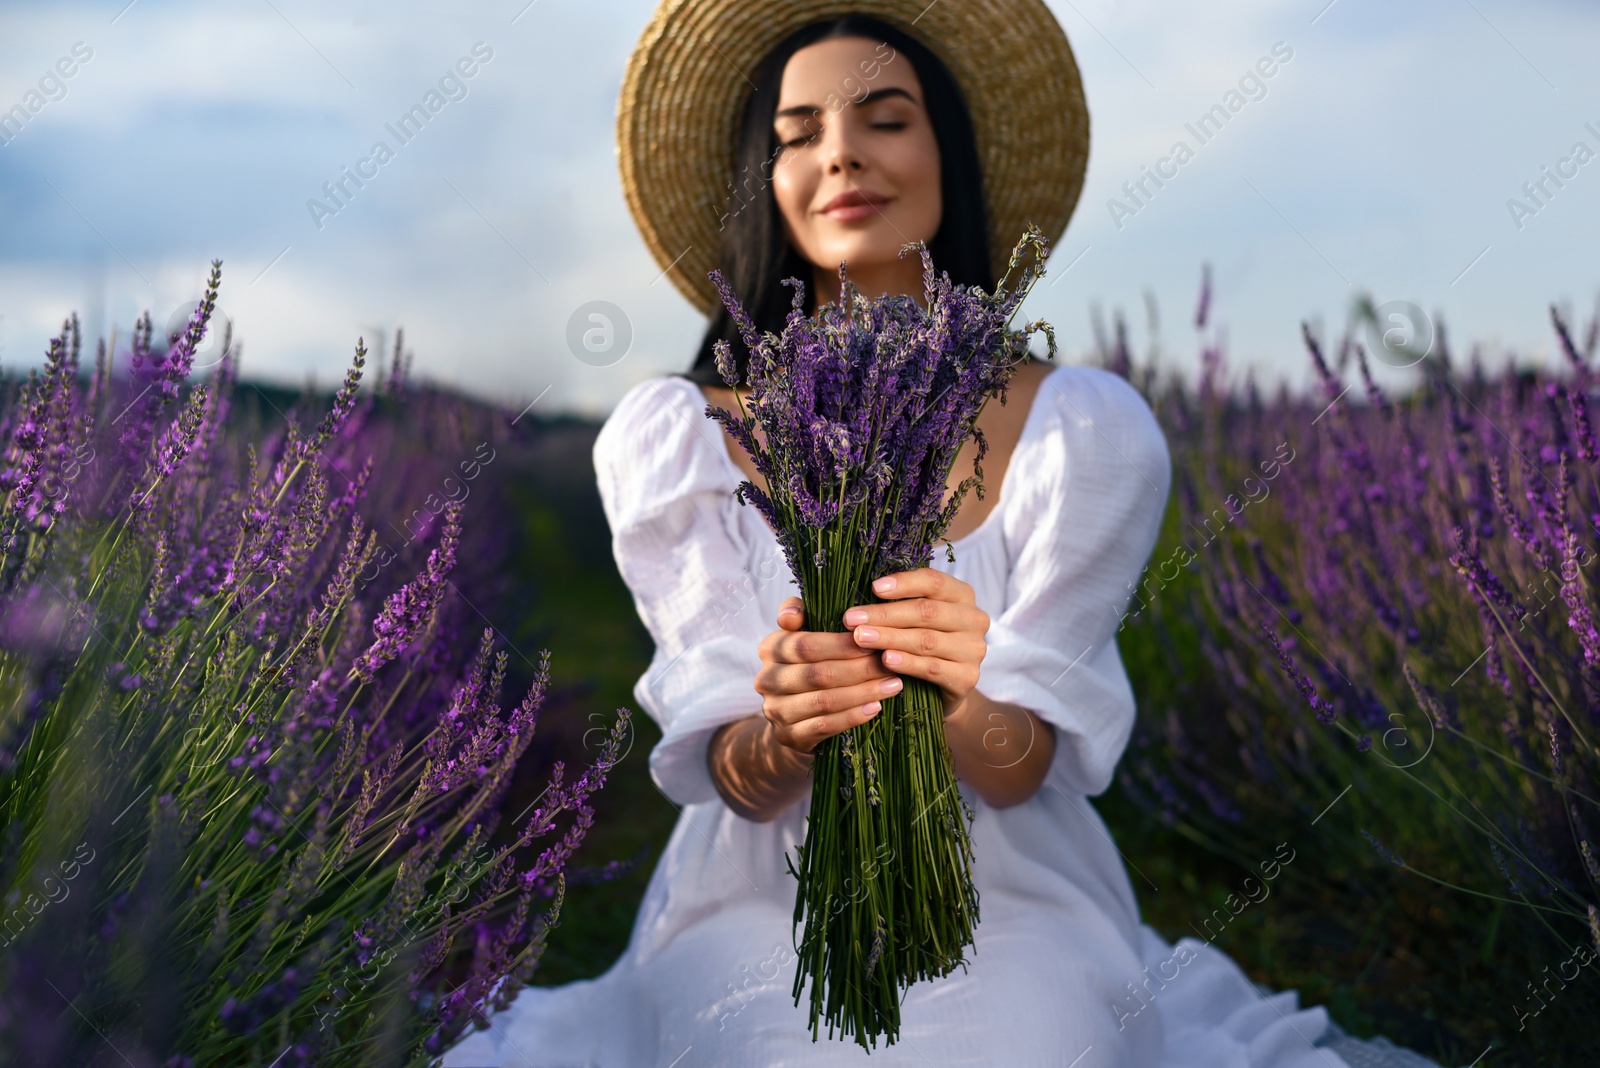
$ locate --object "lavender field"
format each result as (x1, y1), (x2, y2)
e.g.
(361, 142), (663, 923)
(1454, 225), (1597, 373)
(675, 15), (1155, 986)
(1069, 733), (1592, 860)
(3, 266), (1598, 1065)
(1108, 287), (1600, 1067)
(0, 271), (637, 1065)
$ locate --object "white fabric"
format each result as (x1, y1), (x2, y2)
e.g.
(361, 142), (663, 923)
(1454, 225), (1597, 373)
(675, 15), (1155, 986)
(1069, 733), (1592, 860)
(444, 364), (1351, 1068)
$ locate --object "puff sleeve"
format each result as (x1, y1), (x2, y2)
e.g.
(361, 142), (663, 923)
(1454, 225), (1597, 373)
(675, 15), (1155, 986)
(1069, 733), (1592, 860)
(592, 376), (768, 808)
(974, 366), (1172, 798)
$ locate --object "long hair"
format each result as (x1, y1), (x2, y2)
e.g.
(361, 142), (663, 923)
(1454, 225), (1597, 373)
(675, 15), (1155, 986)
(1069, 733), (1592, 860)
(677, 14), (994, 388)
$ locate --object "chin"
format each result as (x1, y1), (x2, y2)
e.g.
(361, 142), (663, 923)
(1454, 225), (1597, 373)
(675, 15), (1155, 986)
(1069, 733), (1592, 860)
(814, 239), (903, 277)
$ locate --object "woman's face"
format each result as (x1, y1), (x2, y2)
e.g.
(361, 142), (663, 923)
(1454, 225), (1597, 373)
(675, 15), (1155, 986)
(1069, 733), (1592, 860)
(770, 35), (943, 301)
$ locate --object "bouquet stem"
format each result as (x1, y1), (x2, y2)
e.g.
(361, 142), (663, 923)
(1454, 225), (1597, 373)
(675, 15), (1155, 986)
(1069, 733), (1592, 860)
(785, 528), (979, 1049)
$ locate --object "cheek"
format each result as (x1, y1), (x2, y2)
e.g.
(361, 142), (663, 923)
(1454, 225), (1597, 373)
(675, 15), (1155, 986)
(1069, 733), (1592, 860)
(892, 128), (943, 236)
(771, 162), (817, 246)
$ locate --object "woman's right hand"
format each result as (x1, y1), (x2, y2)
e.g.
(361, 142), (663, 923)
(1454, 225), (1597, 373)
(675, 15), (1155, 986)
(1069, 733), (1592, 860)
(755, 595), (904, 755)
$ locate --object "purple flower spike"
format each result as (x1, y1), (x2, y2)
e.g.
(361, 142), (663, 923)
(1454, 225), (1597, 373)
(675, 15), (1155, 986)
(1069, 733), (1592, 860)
(351, 499), (464, 684)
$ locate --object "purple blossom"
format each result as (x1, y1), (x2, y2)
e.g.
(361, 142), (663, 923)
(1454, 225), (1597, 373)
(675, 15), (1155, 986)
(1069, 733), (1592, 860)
(350, 499), (464, 684)
(1362, 829), (1406, 869)
(704, 230), (1051, 579)
(1262, 623), (1337, 724)
(0, 263), (626, 1064)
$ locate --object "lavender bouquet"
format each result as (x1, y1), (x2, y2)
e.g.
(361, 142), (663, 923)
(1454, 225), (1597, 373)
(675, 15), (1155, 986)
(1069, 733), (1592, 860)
(704, 226), (1055, 1048)
(0, 265), (631, 1065)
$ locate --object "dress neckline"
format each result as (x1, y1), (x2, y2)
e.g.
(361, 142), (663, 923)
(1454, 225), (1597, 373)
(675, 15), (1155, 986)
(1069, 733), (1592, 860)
(686, 363), (1065, 551)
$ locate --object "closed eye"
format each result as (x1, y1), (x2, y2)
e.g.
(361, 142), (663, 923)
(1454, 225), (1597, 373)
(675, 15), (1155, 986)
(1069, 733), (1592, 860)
(782, 121), (907, 149)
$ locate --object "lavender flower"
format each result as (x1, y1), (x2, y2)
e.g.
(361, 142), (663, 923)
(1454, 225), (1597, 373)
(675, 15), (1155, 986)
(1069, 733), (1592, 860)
(1492, 840), (1525, 896)
(1262, 622), (1337, 724)
(704, 227), (1054, 1047)
(0, 265), (628, 1066)
(1107, 279), (1600, 1057)
(1362, 829), (1406, 869)
(350, 499), (463, 684)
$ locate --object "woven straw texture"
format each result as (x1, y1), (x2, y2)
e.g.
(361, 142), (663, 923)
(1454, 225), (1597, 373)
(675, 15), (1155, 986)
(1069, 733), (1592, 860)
(615, 0), (1090, 314)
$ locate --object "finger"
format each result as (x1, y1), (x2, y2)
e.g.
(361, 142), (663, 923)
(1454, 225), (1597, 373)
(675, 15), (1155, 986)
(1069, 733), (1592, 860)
(766, 672), (905, 725)
(766, 651), (896, 697)
(850, 622), (986, 665)
(869, 568), (974, 604)
(862, 649), (981, 693)
(813, 700), (886, 748)
(766, 674), (903, 732)
(777, 596), (804, 631)
(841, 598), (988, 634)
(780, 699), (885, 755)
(771, 628), (875, 665)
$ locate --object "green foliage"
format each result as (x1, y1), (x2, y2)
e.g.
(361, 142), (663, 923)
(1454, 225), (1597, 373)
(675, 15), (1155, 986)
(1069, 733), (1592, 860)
(0, 278), (628, 1066)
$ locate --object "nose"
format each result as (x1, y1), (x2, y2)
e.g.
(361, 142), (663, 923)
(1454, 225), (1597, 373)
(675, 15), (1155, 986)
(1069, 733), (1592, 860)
(827, 149), (864, 173)
(823, 117), (866, 174)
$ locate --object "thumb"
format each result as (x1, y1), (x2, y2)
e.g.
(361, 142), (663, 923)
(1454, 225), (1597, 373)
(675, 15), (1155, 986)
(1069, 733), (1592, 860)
(778, 597), (804, 630)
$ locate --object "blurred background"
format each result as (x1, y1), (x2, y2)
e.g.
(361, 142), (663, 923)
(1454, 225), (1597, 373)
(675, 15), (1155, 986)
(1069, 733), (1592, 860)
(2, 0), (1597, 415)
(5, 5), (1600, 1064)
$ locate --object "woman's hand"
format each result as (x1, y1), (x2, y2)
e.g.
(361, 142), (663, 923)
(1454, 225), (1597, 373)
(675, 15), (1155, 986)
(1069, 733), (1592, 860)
(740, 576), (1056, 812)
(844, 569), (1058, 807)
(842, 569), (989, 718)
(755, 598), (906, 755)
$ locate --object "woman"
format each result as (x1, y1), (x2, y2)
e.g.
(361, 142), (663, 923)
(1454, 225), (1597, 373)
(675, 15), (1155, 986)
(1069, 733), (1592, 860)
(446, 3), (1438, 1066)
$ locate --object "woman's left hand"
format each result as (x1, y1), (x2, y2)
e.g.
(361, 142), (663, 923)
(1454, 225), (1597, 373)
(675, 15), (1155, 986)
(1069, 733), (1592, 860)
(841, 569), (989, 718)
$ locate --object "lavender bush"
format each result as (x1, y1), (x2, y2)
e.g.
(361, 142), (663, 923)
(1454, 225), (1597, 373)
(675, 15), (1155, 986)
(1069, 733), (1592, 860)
(1111, 276), (1600, 1066)
(0, 264), (630, 1066)
(703, 228), (1055, 1049)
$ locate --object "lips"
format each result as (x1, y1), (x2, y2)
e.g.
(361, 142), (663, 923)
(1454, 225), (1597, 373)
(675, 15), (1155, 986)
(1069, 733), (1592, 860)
(819, 190), (891, 218)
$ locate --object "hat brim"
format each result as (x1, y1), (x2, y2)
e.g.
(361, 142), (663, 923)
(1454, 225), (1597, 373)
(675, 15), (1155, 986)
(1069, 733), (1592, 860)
(616, 0), (1090, 315)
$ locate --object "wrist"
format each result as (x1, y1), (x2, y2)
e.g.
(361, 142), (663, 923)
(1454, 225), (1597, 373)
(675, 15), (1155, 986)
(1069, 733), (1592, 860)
(943, 688), (986, 727)
(709, 715), (814, 823)
(765, 719), (816, 773)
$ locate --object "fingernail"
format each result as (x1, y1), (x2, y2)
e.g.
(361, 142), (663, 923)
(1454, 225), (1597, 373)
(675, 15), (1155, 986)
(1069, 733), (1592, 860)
(878, 677), (902, 695)
(856, 627), (879, 642)
(873, 576), (896, 593)
(843, 608), (868, 626)
(864, 701), (882, 715)
(883, 650), (903, 667)
(779, 606), (799, 618)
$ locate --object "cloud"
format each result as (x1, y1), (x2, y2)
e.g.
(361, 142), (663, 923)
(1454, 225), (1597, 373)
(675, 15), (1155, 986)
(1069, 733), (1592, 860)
(0, 0), (1596, 415)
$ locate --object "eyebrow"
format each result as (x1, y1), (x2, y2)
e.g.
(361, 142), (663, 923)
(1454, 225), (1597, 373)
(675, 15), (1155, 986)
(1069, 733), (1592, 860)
(773, 86), (918, 119)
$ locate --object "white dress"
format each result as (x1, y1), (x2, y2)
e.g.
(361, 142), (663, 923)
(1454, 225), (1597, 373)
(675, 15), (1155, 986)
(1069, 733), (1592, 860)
(443, 363), (1361, 1068)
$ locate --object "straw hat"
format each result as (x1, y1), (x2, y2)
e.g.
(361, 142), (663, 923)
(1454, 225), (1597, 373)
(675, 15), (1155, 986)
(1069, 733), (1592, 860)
(615, 0), (1090, 315)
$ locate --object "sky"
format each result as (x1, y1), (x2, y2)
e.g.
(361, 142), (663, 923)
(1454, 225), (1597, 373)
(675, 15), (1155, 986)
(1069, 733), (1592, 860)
(0, 0), (1597, 418)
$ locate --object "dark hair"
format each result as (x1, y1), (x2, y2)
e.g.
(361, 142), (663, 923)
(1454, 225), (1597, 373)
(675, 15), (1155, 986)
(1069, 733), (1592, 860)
(676, 14), (994, 388)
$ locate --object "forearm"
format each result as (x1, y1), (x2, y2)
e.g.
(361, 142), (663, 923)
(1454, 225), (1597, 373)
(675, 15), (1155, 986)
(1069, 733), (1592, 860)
(944, 689), (1057, 808)
(707, 715), (816, 822)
